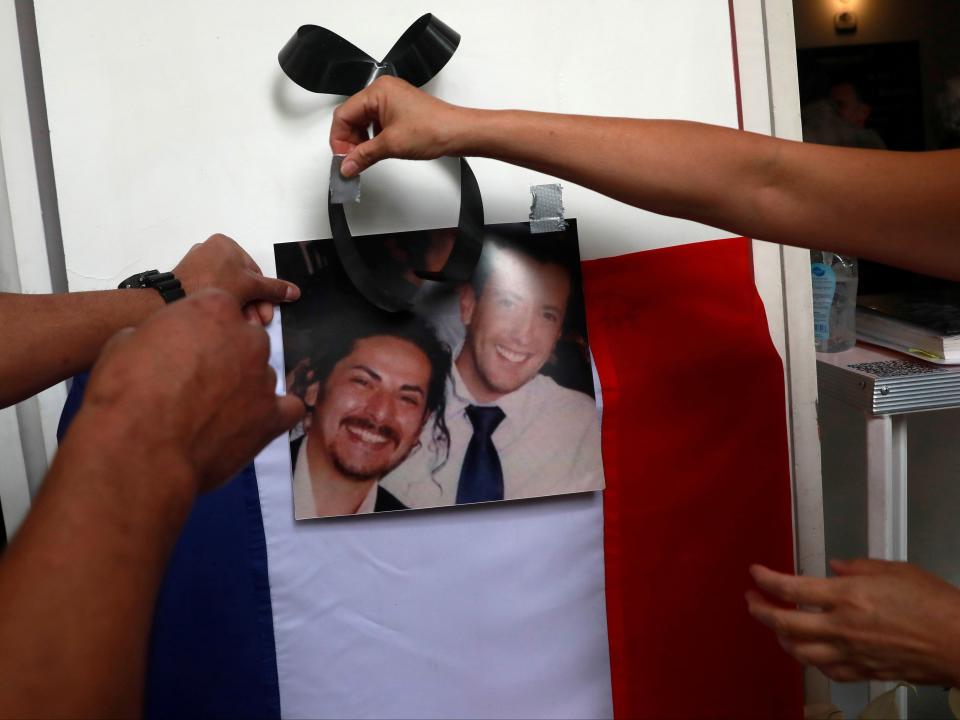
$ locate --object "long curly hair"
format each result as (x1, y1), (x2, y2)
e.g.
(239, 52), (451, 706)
(289, 308), (452, 469)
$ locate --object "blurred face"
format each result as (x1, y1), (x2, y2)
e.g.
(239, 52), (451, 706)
(831, 83), (870, 128)
(313, 336), (432, 481)
(458, 249), (570, 402)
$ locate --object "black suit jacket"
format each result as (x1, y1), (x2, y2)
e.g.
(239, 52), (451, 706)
(289, 435), (407, 513)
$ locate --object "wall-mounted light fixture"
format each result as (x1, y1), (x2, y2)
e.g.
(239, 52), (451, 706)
(834, 0), (858, 34)
(834, 11), (858, 33)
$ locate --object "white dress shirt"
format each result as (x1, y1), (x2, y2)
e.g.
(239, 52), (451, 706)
(381, 361), (604, 508)
(292, 437), (378, 519)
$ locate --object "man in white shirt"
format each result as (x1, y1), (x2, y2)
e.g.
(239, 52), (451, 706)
(382, 232), (604, 508)
(291, 314), (452, 518)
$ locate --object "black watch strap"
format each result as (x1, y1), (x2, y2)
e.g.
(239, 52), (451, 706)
(118, 269), (186, 303)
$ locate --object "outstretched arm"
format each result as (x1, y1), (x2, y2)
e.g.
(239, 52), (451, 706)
(0, 233), (300, 409)
(0, 291), (304, 716)
(332, 77), (960, 280)
(0, 289), (161, 408)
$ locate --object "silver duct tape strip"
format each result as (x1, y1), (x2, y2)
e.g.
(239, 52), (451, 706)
(529, 183), (567, 233)
(366, 62), (396, 87)
(330, 155), (361, 204)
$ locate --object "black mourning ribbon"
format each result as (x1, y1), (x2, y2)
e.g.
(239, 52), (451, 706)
(279, 14), (484, 312)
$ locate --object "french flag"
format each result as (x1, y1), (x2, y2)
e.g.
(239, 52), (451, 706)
(59, 236), (800, 719)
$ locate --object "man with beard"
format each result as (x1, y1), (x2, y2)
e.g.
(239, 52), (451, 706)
(290, 314), (451, 518)
(381, 231), (603, 508)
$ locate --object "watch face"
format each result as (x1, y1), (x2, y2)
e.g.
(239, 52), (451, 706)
(118, 273), (144, 289)
(118, 270), (159, 290)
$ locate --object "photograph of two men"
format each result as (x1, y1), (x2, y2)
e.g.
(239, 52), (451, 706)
(275, 221), (605, 519)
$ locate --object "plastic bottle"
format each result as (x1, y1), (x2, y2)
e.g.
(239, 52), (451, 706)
(811, 250), (858, 353)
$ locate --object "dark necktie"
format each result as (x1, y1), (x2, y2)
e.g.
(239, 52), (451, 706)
(456, 405), (506, 504)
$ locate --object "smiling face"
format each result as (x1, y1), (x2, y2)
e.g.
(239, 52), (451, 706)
(457, 249), (570, 403)
(311, 335), (432, 481)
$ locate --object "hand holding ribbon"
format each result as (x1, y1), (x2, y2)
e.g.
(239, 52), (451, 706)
(330, 76), (466, 177)
(279, 14), (483, 312)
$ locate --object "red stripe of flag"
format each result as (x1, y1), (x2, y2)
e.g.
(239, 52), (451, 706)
(584, 238), (803, 719)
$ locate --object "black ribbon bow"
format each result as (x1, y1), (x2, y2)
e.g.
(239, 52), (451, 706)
(279, 14), (484, 312)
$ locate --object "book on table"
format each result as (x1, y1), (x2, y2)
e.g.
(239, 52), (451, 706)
(856, 292), (960, 364)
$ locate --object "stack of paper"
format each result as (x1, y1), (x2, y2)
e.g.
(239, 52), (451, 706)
(857, 292), (960, 364)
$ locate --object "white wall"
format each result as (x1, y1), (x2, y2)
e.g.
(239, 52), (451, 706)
(34, 0), (745, 292)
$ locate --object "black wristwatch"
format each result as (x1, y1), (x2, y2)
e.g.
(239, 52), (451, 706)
(118, 270), (186, 303)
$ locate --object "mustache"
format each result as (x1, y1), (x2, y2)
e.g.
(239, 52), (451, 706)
(340, 416), (401, 446)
